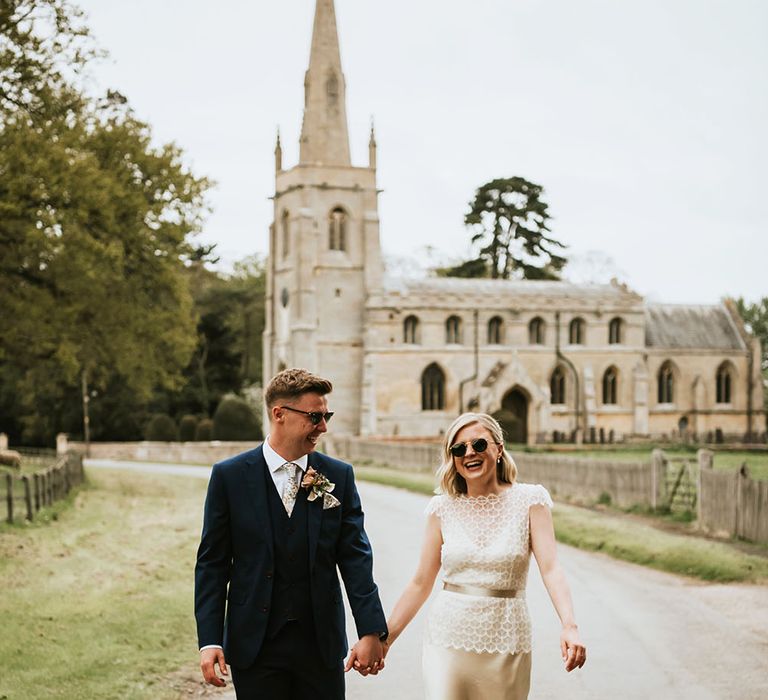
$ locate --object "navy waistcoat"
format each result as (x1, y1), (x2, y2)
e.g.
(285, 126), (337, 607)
(264, 468), (313, 638)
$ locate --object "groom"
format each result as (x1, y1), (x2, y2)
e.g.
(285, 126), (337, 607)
(194, 368), (387, 698)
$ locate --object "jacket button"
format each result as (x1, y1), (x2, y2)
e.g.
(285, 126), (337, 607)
(266, 571), (273, 579)
(261, 606), (268, 613)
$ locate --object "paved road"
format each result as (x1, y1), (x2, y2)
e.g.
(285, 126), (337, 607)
(88, 460), (768, 699)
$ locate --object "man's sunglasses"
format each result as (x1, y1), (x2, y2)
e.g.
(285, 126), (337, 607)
(449, 438), (489, 458)
(280, 405), (334, 425)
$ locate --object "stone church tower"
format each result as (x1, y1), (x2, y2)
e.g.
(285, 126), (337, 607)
(263, 0), (383, 434)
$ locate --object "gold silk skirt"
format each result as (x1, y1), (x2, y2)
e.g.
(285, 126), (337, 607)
(422, 643), (532, 700)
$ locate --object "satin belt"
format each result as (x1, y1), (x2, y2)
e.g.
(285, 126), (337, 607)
(443, 582), (523, 599)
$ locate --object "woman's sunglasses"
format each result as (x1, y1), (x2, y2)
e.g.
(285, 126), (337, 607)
(449, 438), (489, 458)
(280, 405), (334, 425)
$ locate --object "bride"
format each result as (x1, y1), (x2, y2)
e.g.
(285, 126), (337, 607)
(382, 412), (586, 699)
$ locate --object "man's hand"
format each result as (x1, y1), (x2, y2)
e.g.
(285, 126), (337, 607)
(344, 634), (385, 676)
(200, 647), (229, 687)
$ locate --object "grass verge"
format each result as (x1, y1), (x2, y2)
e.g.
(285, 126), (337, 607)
(354, 465), (768, 584)
(0, 469), (208, 700)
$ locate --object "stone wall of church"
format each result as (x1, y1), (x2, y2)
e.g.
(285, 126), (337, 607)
(645, 348), (760, 439)
(360, 305), (762, 441)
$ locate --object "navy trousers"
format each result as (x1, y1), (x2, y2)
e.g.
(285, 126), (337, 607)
(230, 619), (344, 700)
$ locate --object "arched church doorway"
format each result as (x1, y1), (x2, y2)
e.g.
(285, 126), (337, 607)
(494, 387), (529, 445)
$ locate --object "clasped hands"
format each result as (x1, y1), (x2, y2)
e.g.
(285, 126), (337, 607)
(344, 634), (388, 677)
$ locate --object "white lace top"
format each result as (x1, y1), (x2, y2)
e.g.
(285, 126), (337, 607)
(424, 482), (553, 654)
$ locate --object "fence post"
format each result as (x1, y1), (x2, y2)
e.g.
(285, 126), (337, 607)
(5, 472), (13, 524)
(22, 475), (33, 521)
(696, 449), (713, 528)
(33, 473), (40, 512)
(650, 449), (665, 510)
(736, 463), (749, 539)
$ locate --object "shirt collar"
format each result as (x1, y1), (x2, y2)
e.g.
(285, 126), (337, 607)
(263, 436), (308, 474)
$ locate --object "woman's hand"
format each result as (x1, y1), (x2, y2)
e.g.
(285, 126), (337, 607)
(560, 624), (586, 672)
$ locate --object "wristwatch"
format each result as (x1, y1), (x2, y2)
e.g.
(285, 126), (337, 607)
(378, 631), (389, 642)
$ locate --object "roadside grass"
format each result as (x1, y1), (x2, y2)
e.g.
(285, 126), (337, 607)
(353, 465), (768, 584)
(553, 506), (768, 582)
(0, 469), (207, 700)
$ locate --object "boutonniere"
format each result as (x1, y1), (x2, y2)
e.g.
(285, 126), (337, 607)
(301, 467), (341, 510)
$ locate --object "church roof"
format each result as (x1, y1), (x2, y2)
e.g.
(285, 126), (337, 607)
(381, 275), (641, 302)
(644, 304), (746, 350)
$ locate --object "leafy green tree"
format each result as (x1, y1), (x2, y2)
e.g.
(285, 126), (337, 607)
(456, 177), (566, 280)
(735, 297), (768, 428)
(167, 256), (264, 420)
(0, 2), (212, 444)
(0, 0), (97, 118)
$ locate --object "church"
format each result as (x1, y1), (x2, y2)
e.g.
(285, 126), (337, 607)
(262, 0), (764, 443)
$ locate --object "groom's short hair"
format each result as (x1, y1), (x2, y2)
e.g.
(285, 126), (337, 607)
(264, 368), (333, 409)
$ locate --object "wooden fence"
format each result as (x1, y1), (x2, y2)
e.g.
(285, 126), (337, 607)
(2, 451), (85, 524)
(699, 458), (768, 543)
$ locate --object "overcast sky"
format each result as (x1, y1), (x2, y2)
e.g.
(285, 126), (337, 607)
(76, 0), (767, 305)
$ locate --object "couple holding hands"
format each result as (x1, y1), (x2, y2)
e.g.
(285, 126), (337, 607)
(195, 369), (586, 699)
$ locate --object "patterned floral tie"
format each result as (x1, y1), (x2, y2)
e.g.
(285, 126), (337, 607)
(281, 463), (299, 516)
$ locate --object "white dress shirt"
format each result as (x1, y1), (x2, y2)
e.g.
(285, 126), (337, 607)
(262, 436), (308, 507)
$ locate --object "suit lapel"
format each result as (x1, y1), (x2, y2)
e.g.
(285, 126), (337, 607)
(243, 446), (274, 560)
(306, 454), (324, 566)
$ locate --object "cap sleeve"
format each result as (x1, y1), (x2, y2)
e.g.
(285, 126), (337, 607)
(424, 495), (444, 518)
(521, 483), (553, 510)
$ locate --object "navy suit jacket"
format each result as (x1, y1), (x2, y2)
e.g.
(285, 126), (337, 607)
(194, 445), (387, 669)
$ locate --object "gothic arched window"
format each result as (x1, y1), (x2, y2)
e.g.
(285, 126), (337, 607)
(569, 317), (585, 345)
(603, 366), (618, 404)
(488, 316), (503, 345)
(329, 207), (347, 251)
(529, 317), (545, 345)
(403, 315), (420, 344)
(716, 363), (732, 404)
(658, 361), (674, 403)
(445, 315), (462, 344)
(421, 363), (445, 411)
(550, 366), (566, 405)
(281, 209), (290, 258)
(609, 317), (623, 345)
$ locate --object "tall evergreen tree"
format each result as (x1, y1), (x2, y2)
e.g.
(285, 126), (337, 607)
(444, 177), (567, 280)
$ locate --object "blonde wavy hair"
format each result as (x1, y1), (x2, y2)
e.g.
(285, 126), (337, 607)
(435, 413), (517, 496)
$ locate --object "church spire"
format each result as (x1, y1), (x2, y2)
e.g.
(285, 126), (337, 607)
(299, 0), (351, 166)
(368, 118), (377, 170)
(274, 128), (282, 172)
